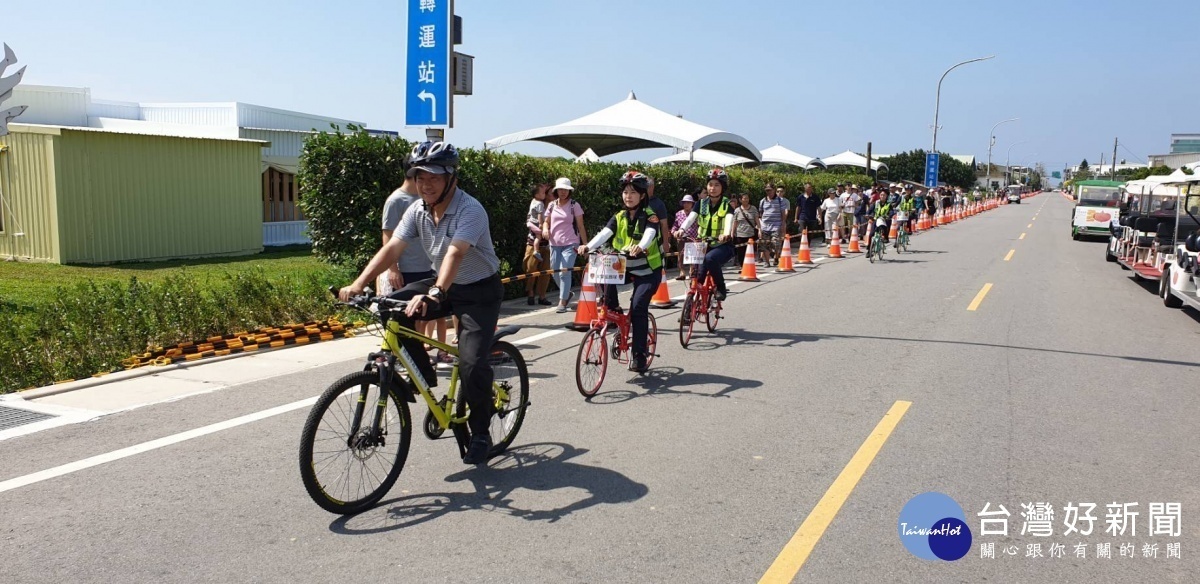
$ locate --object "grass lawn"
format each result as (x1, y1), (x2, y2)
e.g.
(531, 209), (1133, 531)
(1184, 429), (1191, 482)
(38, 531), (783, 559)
(0, 246), (343, 312)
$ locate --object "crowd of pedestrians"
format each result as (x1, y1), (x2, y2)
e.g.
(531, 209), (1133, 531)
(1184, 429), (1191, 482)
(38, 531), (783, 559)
(514, 175), (985, 303)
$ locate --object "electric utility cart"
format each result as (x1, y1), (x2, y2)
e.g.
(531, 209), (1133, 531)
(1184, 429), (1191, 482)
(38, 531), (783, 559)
(1156, 177), (1200, 310)
(1071, 180), (1123, 240)
(1107, 173), (1192, 281)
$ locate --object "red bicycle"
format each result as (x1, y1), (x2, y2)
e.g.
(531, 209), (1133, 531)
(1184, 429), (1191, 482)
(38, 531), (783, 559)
(574, 254), (659, 397)
(679, 269), (722, 348)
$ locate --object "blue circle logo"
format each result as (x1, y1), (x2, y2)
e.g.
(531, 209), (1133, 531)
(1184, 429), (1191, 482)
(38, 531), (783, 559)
(898, 492), (972, 561)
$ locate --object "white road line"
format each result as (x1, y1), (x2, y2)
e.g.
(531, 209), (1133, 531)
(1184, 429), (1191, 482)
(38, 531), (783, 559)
(0, 396), (317, 495)
(511, 329), (567, 346)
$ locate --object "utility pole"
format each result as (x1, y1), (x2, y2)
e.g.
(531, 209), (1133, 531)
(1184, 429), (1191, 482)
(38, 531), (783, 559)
(865, 142), (873, 180)
(1111, 137), (1119, 180)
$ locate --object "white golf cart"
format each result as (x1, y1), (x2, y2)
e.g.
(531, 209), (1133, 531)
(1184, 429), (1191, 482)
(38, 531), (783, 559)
(1107, 173), (1190, 281)
(1157, 177), (1200, 310)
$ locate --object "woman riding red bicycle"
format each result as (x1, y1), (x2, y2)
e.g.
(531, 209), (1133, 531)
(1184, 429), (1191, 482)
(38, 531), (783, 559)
(576, 171), (664, 373)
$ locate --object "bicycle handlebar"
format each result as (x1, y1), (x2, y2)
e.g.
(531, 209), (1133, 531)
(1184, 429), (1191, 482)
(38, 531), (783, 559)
(326, 286), (411, 310)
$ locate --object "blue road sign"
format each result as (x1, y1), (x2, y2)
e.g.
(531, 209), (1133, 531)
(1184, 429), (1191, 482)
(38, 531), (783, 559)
(406, 0), (451, 127)
(924, 152), (940, 188)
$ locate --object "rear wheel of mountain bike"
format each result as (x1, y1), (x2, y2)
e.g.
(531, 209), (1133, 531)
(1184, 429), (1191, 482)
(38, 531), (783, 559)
(485, 341), (529, 455)
(299, 371), (412, 515)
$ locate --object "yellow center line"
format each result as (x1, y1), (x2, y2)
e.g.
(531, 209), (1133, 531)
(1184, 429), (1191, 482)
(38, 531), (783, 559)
(758, 401), (911, 584)
(967, 283), (993, 311)
(1004, 249), (1015, 261)
(1019, 233), (1026, 240)
(1027, 224), (1033, 228)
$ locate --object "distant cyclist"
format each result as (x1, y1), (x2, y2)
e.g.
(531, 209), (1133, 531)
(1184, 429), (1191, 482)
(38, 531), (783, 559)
(677, 168), (735, 300)
(577, 171), (663, 373)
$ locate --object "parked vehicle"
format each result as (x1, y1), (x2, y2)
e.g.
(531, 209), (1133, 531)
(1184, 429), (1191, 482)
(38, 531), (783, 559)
(1005, 185), (1023, 204)
(1070, 180), (1123, 240)
(1157, 178), (1200, 310)
(1108, 175), (1192, 281)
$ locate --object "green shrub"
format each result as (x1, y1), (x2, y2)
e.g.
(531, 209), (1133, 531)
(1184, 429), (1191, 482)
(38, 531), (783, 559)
(0, 268), (352, 393)
(298, 126), (874, 284)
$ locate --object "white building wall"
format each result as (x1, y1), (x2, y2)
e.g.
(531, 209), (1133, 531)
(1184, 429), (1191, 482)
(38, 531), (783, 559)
(10, 85), (89, 126)
(236, 103), (361, 133)
(139, 103), (238, 126)
(88, 99), (141, 120)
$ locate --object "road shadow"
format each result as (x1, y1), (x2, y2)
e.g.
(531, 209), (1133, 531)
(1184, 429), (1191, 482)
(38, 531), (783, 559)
(721, 328), (822, 348)
(874, 258), (927, 264)
(899, 249), (949, 255)
(587, 365), (764, 403)
(328, 442), (648, 533)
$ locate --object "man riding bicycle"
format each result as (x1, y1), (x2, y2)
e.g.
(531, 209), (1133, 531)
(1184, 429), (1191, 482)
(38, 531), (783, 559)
(338, 141), (503, 465)
(676, 167), (735, 301)
(577, 171), (663, 373)
(873, 196), (893, 243)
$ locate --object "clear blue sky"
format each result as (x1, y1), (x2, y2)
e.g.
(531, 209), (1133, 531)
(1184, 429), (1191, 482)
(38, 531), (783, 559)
(6, 0), (1198, 172)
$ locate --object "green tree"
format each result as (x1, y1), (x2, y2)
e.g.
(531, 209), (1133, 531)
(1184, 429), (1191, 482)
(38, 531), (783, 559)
(876, 150), (976, 189)
(1079, 158), (1090, 170)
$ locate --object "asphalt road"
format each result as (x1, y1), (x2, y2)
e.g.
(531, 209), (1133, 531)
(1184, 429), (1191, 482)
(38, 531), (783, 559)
(2, 192), (1197, 583)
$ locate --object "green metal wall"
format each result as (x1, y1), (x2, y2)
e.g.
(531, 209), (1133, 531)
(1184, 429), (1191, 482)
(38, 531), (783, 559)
(52, 129), (263, 264)
(0, 128), (60, 262)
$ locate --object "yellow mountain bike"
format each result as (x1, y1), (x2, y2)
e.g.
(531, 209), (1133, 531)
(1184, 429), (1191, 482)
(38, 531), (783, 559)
(299, 288), (529, 515)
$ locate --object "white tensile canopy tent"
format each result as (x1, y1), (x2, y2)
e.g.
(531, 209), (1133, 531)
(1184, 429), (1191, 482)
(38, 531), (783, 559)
(575, 148), (601, 163)
(649, 149), (756, 167)
(821, 150), (887, 172)
(760, 144), (826, 170)
(484, 92), (762, 161)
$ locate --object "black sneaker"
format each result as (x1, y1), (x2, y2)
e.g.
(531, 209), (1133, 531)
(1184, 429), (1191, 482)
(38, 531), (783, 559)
(630, 353), (648, 373)
(527, 297), (535, 305)
(715, 289), (727, 301)
(537, 297), (552, 306)
(463, 433), (492, 465)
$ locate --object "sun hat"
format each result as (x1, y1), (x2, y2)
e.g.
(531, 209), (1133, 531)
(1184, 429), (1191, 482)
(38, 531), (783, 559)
(681, 194), (696, 203)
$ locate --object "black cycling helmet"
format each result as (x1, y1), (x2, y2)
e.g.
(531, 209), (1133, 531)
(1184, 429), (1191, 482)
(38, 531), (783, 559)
(406, 141), (459, 177)
(706, 167), (729, 194)
(619, 170), (651, 195)
(407, 141), (460, 208)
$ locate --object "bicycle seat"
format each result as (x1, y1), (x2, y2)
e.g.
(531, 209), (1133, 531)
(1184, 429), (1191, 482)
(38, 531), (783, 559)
(492, 325), (522, 343)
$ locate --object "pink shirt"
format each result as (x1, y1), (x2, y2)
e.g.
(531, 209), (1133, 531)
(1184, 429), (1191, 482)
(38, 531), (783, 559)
(545, 198), (584, 246)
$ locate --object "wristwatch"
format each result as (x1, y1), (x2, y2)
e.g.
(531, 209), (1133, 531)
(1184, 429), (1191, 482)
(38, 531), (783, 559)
(427, 285), (444, 302)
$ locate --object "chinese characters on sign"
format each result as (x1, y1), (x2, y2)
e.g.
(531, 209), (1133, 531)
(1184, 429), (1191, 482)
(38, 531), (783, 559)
(975, 502), (1182, 560)
(406, 0), (450, 126)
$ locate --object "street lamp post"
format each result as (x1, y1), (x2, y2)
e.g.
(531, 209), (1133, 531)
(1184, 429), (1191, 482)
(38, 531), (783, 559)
(1005, 141), (1028, 187)
(931, 55), (995, 154)
(987, 118), (1019, 192)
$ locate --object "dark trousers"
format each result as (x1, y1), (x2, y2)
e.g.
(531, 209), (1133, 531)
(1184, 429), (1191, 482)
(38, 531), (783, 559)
(695, 242), (735, 293)
(602, 270), (659, 357)
(390, 273), (503, 436)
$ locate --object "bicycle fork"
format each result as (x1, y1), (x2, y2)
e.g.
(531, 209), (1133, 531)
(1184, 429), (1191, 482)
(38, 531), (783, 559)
(349, 352), (398, 449)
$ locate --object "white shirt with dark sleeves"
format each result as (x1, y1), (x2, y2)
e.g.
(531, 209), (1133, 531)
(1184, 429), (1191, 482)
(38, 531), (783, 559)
(395, 188), (501, 285)
(382, 188), (435, 273)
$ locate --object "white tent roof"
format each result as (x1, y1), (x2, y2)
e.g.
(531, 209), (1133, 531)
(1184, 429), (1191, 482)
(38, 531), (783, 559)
(649, 149), (755, 167)
(760, 144), (825, 170)
(1124, 175), (1183, 196)
(484, 92), (761, 161)
(821, 150), (887, 171)
(575, 148), (600, 163)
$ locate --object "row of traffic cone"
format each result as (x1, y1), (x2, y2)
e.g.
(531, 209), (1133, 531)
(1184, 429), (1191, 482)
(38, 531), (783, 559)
(566, 198), (1006, 330)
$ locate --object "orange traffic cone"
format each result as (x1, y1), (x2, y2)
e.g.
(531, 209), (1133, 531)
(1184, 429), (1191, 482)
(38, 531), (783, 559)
(847, 223), (863, 253)
(913, 213), (923, 234)
(796, 229), (814, 265)
(828, 226), (844, 258)
(650, 270), (676, 309)
(739, 239), (761, 281)
(567, 271), (598, 331)
(777, 235), (796, 272)
(888, 219), (899, 241)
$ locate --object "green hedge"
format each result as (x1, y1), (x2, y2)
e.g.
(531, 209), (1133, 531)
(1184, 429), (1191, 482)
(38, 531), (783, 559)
(299, 126), (874, 284)
(0, 268), (353, 393)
